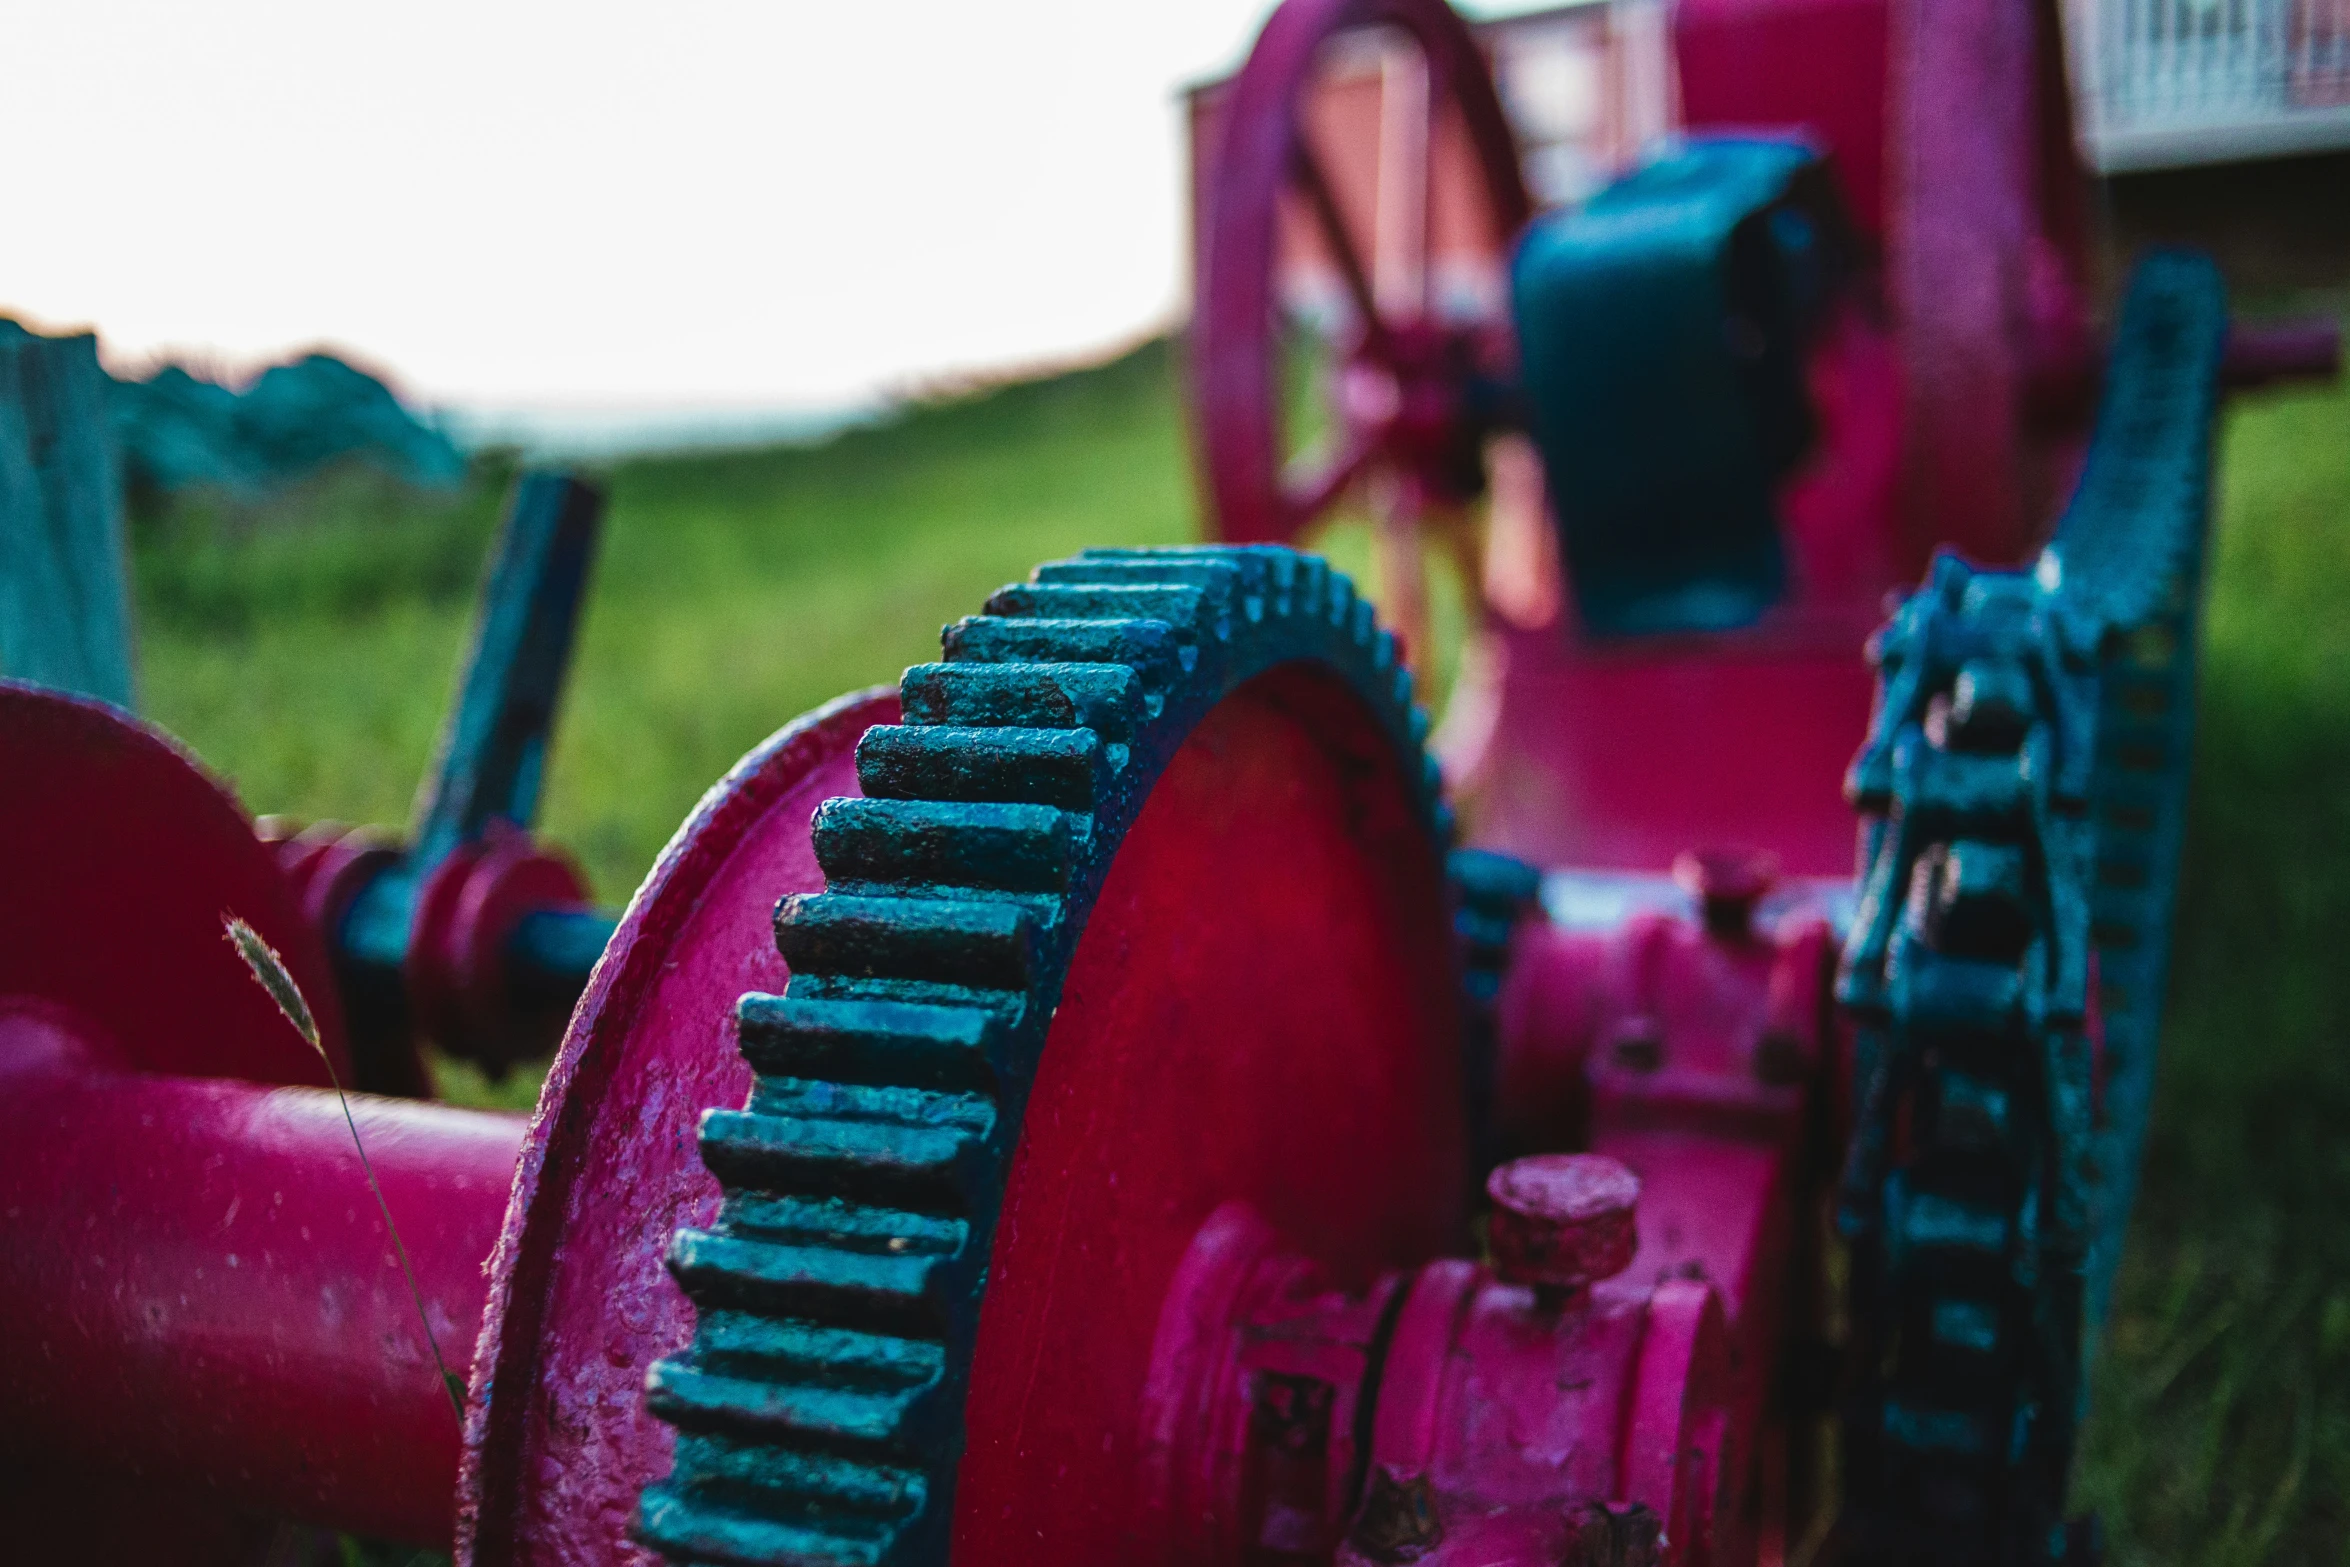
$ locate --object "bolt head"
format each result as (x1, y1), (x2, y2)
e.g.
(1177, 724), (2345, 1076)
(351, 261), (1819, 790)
(1485, 1154), (1641, 1295)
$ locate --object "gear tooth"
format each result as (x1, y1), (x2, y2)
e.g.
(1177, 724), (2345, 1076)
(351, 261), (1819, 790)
(664, 1432), (930, 1515)
(1258, 546), (1294, 597)
(737, 994), (1008, 1092)
(646, 1355), (944, 1447)
(897, 662), (1143, 738)
(665, 1226), (962, 1328)
(856, 725), (1105, 810)
(746, 1074), (995, 1130)
(1074, 544), (1225, 559)
(776, 894), (1042, 990)
(1281, 552), (1317, 619)
(1452, 905), (1518, 955)
(693, 1310), (950, 1388)
(713, 1201), (968, 1265)
(1450, 848), (1542, 914)
(812, 798), (1080, 894)
(1351, 599), (1378, 648)
(1033, 557), (1243, 594)
(637, 1474), (907, 1567)
(982, 583), (1213, 636)
(1322, 569), (1355, 629)
(1030, 558), (1253, 636)
(940, 616), (1182, 685)
(693, 1111), (993, 1217)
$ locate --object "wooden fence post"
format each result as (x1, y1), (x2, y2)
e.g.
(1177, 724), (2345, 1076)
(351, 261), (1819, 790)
(0, 321), (136, 709)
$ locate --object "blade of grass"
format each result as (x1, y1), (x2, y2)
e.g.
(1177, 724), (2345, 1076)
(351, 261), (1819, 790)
(225, 915), (466, 1425)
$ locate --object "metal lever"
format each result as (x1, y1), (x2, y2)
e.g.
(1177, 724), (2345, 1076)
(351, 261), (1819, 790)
(305, 472), (619, 1092)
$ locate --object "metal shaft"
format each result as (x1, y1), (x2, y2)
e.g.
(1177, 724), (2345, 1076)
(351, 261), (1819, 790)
(0, 1013), (525, 1546)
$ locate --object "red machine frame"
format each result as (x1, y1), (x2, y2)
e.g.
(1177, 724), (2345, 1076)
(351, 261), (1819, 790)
(1, 0), (2340, 1564)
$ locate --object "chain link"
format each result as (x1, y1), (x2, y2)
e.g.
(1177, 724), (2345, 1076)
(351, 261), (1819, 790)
(1836, 252), (2229, 1563)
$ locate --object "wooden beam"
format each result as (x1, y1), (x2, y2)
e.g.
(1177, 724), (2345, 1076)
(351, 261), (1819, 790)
(0, 322), (136, 709)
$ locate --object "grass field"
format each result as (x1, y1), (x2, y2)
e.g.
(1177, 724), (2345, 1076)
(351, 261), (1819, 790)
(133, 333), (2349, 1563)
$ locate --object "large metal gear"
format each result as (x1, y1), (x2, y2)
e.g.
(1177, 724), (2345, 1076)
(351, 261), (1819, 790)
(636, 545), (1467, 1567)
(1835, 251), (2228, 1563)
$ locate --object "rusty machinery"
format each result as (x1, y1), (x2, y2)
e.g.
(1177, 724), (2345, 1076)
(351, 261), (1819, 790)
(0, 0), (2342, 1563)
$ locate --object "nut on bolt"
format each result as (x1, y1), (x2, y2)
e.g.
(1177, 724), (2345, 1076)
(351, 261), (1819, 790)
(1486, 1153), (1641, 1308)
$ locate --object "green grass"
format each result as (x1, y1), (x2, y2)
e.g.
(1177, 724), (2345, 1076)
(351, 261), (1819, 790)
(2073, 367), (2350, 1565)
(137, 340), (1196, 906)
(133, 330), (2350, 1562)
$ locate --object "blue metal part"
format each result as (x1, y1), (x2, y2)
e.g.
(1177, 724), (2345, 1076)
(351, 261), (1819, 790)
(1511, 136), (1847, 637)
(1450, 847), (1541, 1173)
(637, 545), (1453, 1567)
(0, 321), (137, 710)
(509, 904), (628, 1002)
(335, 472), (614, 1084)
(1836, 252), (2227, 1563)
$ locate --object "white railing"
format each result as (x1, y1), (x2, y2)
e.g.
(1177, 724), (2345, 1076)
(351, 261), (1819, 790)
(2071, 0), (2350, 169)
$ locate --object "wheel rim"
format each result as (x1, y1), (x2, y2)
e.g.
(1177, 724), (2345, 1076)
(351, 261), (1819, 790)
(460, 688), (897, 1566)
(1194, 0), (1532, 549)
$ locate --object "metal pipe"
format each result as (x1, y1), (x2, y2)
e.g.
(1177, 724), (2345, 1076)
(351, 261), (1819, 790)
(0, 1014), (525, 1547)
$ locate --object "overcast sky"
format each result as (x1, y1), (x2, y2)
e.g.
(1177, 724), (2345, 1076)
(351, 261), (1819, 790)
(0, 1), (1421, 415)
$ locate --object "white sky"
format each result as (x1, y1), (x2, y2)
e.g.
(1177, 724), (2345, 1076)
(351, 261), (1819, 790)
(3, 1), (1316, 414)
(0, 3), (2174, 435)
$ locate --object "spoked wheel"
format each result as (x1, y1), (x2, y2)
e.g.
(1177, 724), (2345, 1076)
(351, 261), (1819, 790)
(1194, 0), (1533, 676)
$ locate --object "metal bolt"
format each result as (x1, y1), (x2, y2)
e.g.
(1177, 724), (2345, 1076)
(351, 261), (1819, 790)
(1673, 847), (1778, 940)
(1485, 1154), (1641, 1308)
